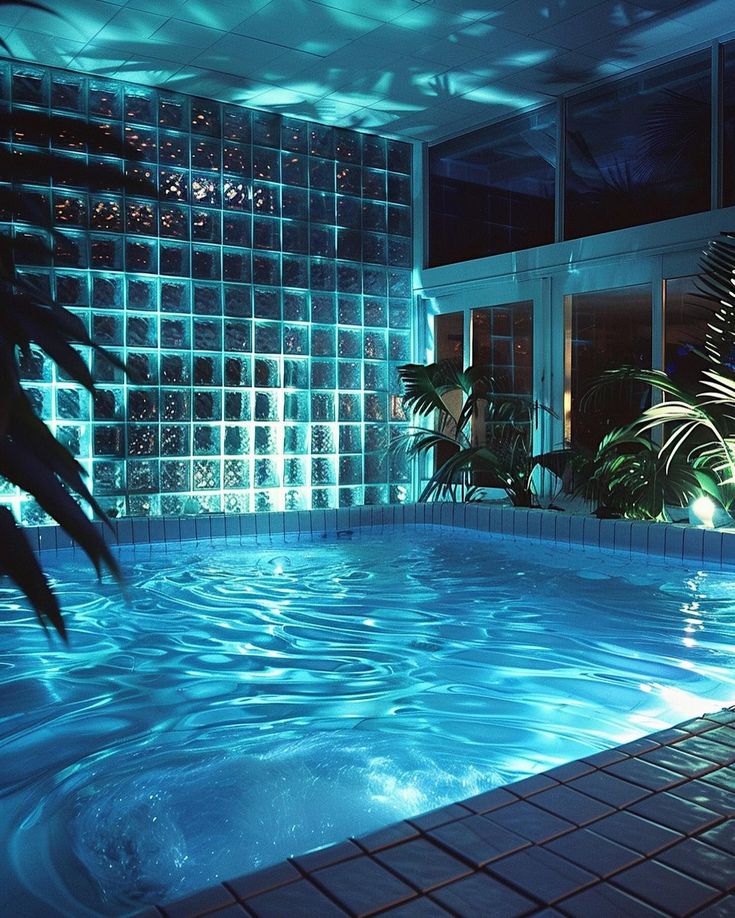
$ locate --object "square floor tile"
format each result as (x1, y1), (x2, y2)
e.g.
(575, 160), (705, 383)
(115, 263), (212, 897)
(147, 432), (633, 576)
(698, 820), (735, 856)
(611, 859), (720, 915)
(604, 758), (684, 792)
(245, 878), (348, 918)
(567, 772), (651, 808)
(587, 811), (680, 855)
(487, 845), (596, 903)
(374, 838), (472, 892)
(162, 884), (235, 918)
(312, 855), (416, 916)
(672, 736), (735, 765)
(656, 837), (735, 891)
(353, 821), (420, 853)
(378, 897), (454, 916)
(670, 778), (735, 817)
(427, 814), (530, 867)
(691, 896), (735, 917)
(460, 787), (516, 814)
(556, 883), (674, 917)
(291, 840), (362, 873)
(226, 861), (300, 901)
(483, 800), (575, 843)
(408, 803), (471, 831)
(429, 872), (537, 918)
(702, 768), (735, 794)
(507, 773), (559, 798)
(703, 728), (735, 750)
(629, 792), (722, 835)
(640, 745), (719, 778)
(528, 785), (614, 827)
(545, 827), (642, 878)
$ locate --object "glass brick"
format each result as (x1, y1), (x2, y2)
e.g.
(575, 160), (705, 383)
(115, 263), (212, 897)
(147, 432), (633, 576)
(254, 390), (279, 421)
(92, 312), (123, 346)
(160, 204), (189, 239)
(365, 361), (387, 391)
(161, 460), (190, 492)
(159, 133), (189, 167)
(193, 283), (222, 315)
(93, 424), (124, 457)
(194, 355), (221, 386)
(282, 186), (308, 220)
(128, 389), (158, 421)
(254, 322), (280, 354)
(127, 313), (157, 348)
(158, 95), (189, 131)
(284, 358), (308, 389)
(223, 143), (250, 175)
(224, 285), (251, 317)
(364, 297), (387, 327)
(161, 280), (190, 313)
(253, 111), (280, 147)
(310, 225), (335, 258)
(283, 324), (307, 355)
(193, 459), (220, 490)
(254, 287), (281, 319)
(194, 424), (220, 454)
(225, 389), (250, 421)
(254, 458), (279, 488)
(89, 81), (121, 119)
(191, 98), (220, 136)
(284, 424), (308, 454)
(283, 457), (306, 486)
(311, 457), (335, 485)
(254, 357), (280, 388)
(224, 425), (250, 455)
(55, 231), (88, 267)
(224, 459), (249, 489)
(253, 216), (280, 251)
(163, 391), (191, 422)
(336, 164), (361, 196)
(282, 117), (307, 152)
(191, 208), (221, 243)
(192, 244), (221, 280)
(283, 290), (308, 321)
(311, 360), (335, 388)
(311, 392), (334, 421)
(160, 241), (190, 276)
(161, 425), (188, 456)
(223, 105), (251, 143)
(224, 356), (250, 386)
(339, 455), (362, 485)
(128, 425), (157, 457)
(388, 203), (411, 237)
(254, 424), (279, 455)
(338, 329), (361, 357)
(338, 228), (361, 261)
(284, 391), (309, 421)
(94, 387), (124, 420)
(160, 317), (190, 348)
(311, 326), (335, 357)
(127, 459), (159, 493)
(194, 391), (221, 421)
(339, 393), (362, 421)
(338, 294), (362, 325)
(224, 319), (251, 352)
(53, 193), (87, 228)
(282, 152), (307, 186)
(338, 361), (361, 390)
(283, 222), (309, 255)
(127, 276), (156, 310)
(311, 425), (335, 454)
(223, 178), (249, 210)
(192, 137), (221, 172)
(253, 251), (280, 286)
(93, 460), (124, 495)
(390, 331), (410, 362)
(223, 213), (250, 246)
(388, 269), (411, 297)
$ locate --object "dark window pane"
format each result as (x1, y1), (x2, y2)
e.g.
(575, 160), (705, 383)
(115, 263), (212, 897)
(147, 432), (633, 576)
(565, 52), (710, 240)
(722, 41), (735, 206)
(434, 311), (464, 367)
(471, 301), (532, 395)
(568, 285), (651, 451)
(428, 105), (556, 267)
(664, 275), (711, 390)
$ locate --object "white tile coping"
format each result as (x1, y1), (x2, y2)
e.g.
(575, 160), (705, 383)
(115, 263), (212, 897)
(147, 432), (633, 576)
(23, 503), (735, 569)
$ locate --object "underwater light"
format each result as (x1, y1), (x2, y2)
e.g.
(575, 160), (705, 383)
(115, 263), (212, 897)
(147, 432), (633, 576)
(690, 496), (716, 528)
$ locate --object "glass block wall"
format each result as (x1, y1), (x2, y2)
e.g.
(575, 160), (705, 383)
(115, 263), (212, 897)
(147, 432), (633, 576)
(1, 60), (414, 522)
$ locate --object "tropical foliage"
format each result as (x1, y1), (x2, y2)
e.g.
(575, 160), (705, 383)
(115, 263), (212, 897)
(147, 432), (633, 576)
(394, 361), (563, 507)
(582, 232), (735, 520)
(0, 0), (145, 636)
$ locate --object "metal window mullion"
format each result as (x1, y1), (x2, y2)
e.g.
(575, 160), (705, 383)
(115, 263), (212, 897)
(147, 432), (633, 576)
(555, 97), (565, 243)
(712, 40), (723, 212)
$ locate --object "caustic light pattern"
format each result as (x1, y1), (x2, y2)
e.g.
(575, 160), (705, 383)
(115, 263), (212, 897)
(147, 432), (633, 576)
(1, 60), (414, 521)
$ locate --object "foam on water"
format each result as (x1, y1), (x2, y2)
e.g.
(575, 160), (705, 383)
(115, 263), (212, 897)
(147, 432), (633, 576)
(1, 527), (735, 916)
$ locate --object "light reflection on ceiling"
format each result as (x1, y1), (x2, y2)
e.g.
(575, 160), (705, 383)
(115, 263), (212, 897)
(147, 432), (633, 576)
(0, 0), (731, 140)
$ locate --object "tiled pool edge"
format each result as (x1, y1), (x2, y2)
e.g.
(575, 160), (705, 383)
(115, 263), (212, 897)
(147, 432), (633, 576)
(25, 503), (735, 569)
(23, 504), (735, 918)
(132, 707), (735, 918)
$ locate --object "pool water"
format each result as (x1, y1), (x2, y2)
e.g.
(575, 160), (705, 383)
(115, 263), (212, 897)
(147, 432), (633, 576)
(1, 526), (734, 916)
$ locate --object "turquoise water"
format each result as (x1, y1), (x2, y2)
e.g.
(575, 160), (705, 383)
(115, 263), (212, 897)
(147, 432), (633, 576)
(1, 527), (734, 916)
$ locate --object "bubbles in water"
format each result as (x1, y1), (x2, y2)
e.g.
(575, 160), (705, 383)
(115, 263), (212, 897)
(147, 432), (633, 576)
(256, 556), (292, 576)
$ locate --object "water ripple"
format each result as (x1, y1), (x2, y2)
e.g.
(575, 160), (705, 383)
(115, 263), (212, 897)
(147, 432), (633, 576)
(1, 530), (735, 916)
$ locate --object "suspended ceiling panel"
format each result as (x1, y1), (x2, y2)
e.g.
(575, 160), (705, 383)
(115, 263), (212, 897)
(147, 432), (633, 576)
(0, 0), (730, 139)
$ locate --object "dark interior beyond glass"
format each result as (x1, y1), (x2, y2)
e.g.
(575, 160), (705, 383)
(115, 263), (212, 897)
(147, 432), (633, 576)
(471, 302), (533, 395)
(428, 107), (556, 267)
(565, 52), (711, 240)
(569, 285), (652, 452)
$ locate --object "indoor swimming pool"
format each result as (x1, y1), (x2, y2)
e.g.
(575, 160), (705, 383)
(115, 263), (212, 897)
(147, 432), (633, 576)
(1, 526), (734, 917)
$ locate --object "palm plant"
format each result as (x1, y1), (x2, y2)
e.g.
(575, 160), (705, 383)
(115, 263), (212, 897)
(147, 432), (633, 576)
(582, 232), (735, 519)
(0, 8), (148, 636)
(395, 361), (562, 506)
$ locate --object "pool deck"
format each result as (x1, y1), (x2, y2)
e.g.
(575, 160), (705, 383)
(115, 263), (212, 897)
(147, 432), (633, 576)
(132, 707), (735, 918)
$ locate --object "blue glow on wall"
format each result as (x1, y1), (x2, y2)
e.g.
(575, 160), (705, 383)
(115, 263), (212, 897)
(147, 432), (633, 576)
(1, 60), (413, 522)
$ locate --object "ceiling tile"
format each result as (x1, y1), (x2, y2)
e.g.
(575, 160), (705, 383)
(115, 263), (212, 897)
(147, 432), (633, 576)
(498, 0), (609, 36)
(149, 19), (225, 50)
(192, 32), (290, 75)
(536, 0), (658, 50)
(17, 0), (116, 42)
(307, 0), (416, 23)
(175, 0), (264, 31)
(5, 28), (85, 67)
(90, 7), (169, 42)
(112, 55), (183, 82)
(413, 37), (486, 68)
